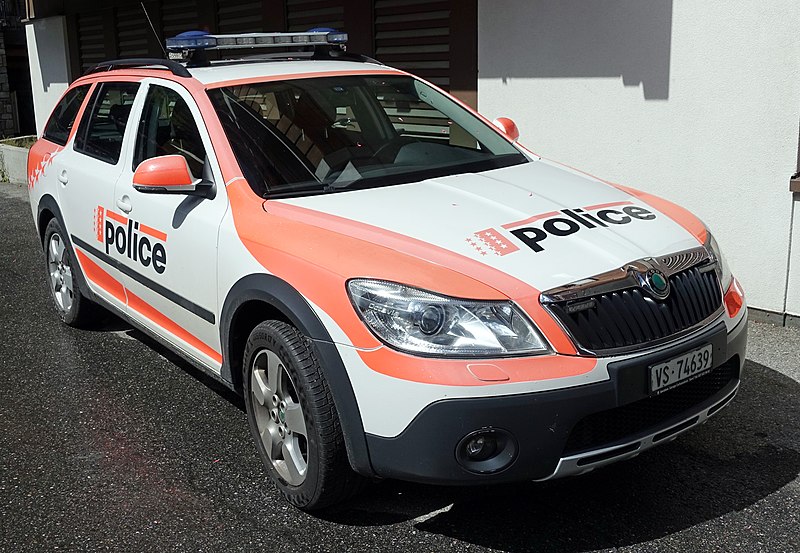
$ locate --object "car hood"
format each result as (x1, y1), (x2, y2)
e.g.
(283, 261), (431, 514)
(273, 159), (703, 295)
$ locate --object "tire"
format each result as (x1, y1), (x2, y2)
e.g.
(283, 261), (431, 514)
(43, 217), (98, 327)
(243, 320), (365, 510)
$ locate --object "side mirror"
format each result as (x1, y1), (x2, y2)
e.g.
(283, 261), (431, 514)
(492, 117), (520, 142)
(133, 155), (213, 197)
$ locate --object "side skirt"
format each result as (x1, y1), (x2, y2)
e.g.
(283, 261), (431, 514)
(93, 293), (237, 393)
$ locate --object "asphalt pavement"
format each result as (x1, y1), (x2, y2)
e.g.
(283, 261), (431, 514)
(1, 181), (798, 553)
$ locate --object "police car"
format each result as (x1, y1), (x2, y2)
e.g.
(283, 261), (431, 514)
(27, 30), (747, 510)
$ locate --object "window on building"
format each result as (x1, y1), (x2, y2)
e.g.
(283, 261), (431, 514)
(133, 85), (206, 178)
(42, 85), (90, 146)
(74, 82), (140, 165)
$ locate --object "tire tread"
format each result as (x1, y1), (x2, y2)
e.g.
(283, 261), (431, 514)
(243, 320), (366, 510)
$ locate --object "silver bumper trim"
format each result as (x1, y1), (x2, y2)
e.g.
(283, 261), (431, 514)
(534, 382), (740, 481)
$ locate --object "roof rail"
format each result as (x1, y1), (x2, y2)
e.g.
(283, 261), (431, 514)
(83, 58), (191, 78)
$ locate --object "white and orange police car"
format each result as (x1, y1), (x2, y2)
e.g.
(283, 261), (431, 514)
(28, 30), (747, 509)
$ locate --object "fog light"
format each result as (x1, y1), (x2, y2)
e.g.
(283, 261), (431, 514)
(465, 434), (497, 461)
(456, 428), (518, 474)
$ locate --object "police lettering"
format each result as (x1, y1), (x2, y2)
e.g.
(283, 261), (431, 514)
(510, 205), (656, 253)
(105, 218), (167, 274)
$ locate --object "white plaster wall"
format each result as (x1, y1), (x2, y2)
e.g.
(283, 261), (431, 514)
(25, 17), (72, 136)
(478, 0), (800, 314)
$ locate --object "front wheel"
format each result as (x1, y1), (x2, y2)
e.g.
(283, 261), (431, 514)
(243, 320), (364, 510)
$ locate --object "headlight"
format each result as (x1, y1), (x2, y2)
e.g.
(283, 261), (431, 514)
(347, 279), (550, 357)
(705, 231), (733, 291)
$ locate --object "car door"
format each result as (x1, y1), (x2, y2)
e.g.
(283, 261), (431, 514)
(56, 80), (142, 311)
(113, 78), (228, 370)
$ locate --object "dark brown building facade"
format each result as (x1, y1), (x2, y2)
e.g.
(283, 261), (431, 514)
(28, 0), (477, 108)
(1, 0), (34, 136)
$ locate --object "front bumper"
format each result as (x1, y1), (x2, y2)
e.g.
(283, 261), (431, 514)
(365, 312), (747, 484)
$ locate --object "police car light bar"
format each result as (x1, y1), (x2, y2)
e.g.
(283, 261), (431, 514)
(166, 30), (348, 52)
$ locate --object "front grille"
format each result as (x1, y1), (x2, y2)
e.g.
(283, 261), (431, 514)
(563, 360), (739, 456)
(548, 266), (723, 354)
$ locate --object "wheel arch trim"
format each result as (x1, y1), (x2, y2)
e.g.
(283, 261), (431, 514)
(36, 195), (94, 300)
(220, 273), (375, 477)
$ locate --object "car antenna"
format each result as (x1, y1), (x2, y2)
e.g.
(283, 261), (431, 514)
(141, 2), (169, 58)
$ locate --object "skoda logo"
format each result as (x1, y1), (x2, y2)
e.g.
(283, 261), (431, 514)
(643, 269), (670, 300)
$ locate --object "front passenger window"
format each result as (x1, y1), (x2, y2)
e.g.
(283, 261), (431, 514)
(74, 82), (140, 165)
(134, 85), (206, 178)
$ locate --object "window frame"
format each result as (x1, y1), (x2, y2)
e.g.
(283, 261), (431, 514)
(120, 77), (225, 198)
(131, 83), (208, 178)
(73, 81), (142, 166)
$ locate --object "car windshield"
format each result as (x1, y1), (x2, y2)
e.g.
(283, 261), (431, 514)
(208, 75), (528, 198)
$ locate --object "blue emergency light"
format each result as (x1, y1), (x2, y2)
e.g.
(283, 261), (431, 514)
(166, 30), (348, 52)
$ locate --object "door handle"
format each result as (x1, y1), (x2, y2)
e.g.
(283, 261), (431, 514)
(116, 196), (132, 213)
(57, 170), (68, 185)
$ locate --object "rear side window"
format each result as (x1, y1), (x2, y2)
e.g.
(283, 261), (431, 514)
(42, 85), (90, 146)
(75, 82), (140, 165)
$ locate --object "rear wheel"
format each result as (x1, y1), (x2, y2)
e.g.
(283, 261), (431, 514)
(43, 218), (97, 327)
(243, 320), (364, 510)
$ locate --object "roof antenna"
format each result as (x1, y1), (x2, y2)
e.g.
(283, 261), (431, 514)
(141, 2), (169, 58)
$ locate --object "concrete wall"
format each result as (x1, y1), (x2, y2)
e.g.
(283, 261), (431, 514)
(0, 143), (31, 183)
(25, 16), (72, 136)
(478, 0), (800, 315)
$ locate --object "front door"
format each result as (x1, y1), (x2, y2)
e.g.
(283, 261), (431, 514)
(112, 79), (228, 370)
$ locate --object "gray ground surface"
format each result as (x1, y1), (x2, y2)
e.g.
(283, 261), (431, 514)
(1, 181), (798, 552)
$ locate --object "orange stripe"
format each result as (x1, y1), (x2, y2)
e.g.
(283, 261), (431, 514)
(74, 247), (221, 364)
(75, 249), (127, 304)
(582, 200), (633, 211)
(238, 183), (578, 357)
(357, 347), (595, 387)
(72, 74), (146, 87)
(105, 210), (128, 225)
(139, 224), (167, 242)
(544, 158), (707, 244)
(501, 210), (560, 230)
(126, 290), (222, 364)
(612, 184), (707, 244)
(232, 180), (586, 383)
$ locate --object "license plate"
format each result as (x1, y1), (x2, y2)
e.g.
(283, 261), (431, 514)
(649, 344), (713, 394)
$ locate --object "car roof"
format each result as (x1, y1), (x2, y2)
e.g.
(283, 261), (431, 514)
(74, 59), (405, 90)
(187, 59), (402, 86)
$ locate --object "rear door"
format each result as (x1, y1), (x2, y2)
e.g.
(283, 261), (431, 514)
(112, 78), (228, 370)
(56, 80), (141, 311)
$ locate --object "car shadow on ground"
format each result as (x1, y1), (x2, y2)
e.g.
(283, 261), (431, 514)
(319, 360), (800, 552)
(89, 312), (244, 410)
(102, 312), (799, 553)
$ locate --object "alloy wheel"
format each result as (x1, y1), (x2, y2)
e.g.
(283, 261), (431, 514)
(250, 349), (309, 485)
(47, 233), (74, 313)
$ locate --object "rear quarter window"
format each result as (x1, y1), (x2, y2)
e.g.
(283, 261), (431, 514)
(42, 85), (90, 146)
